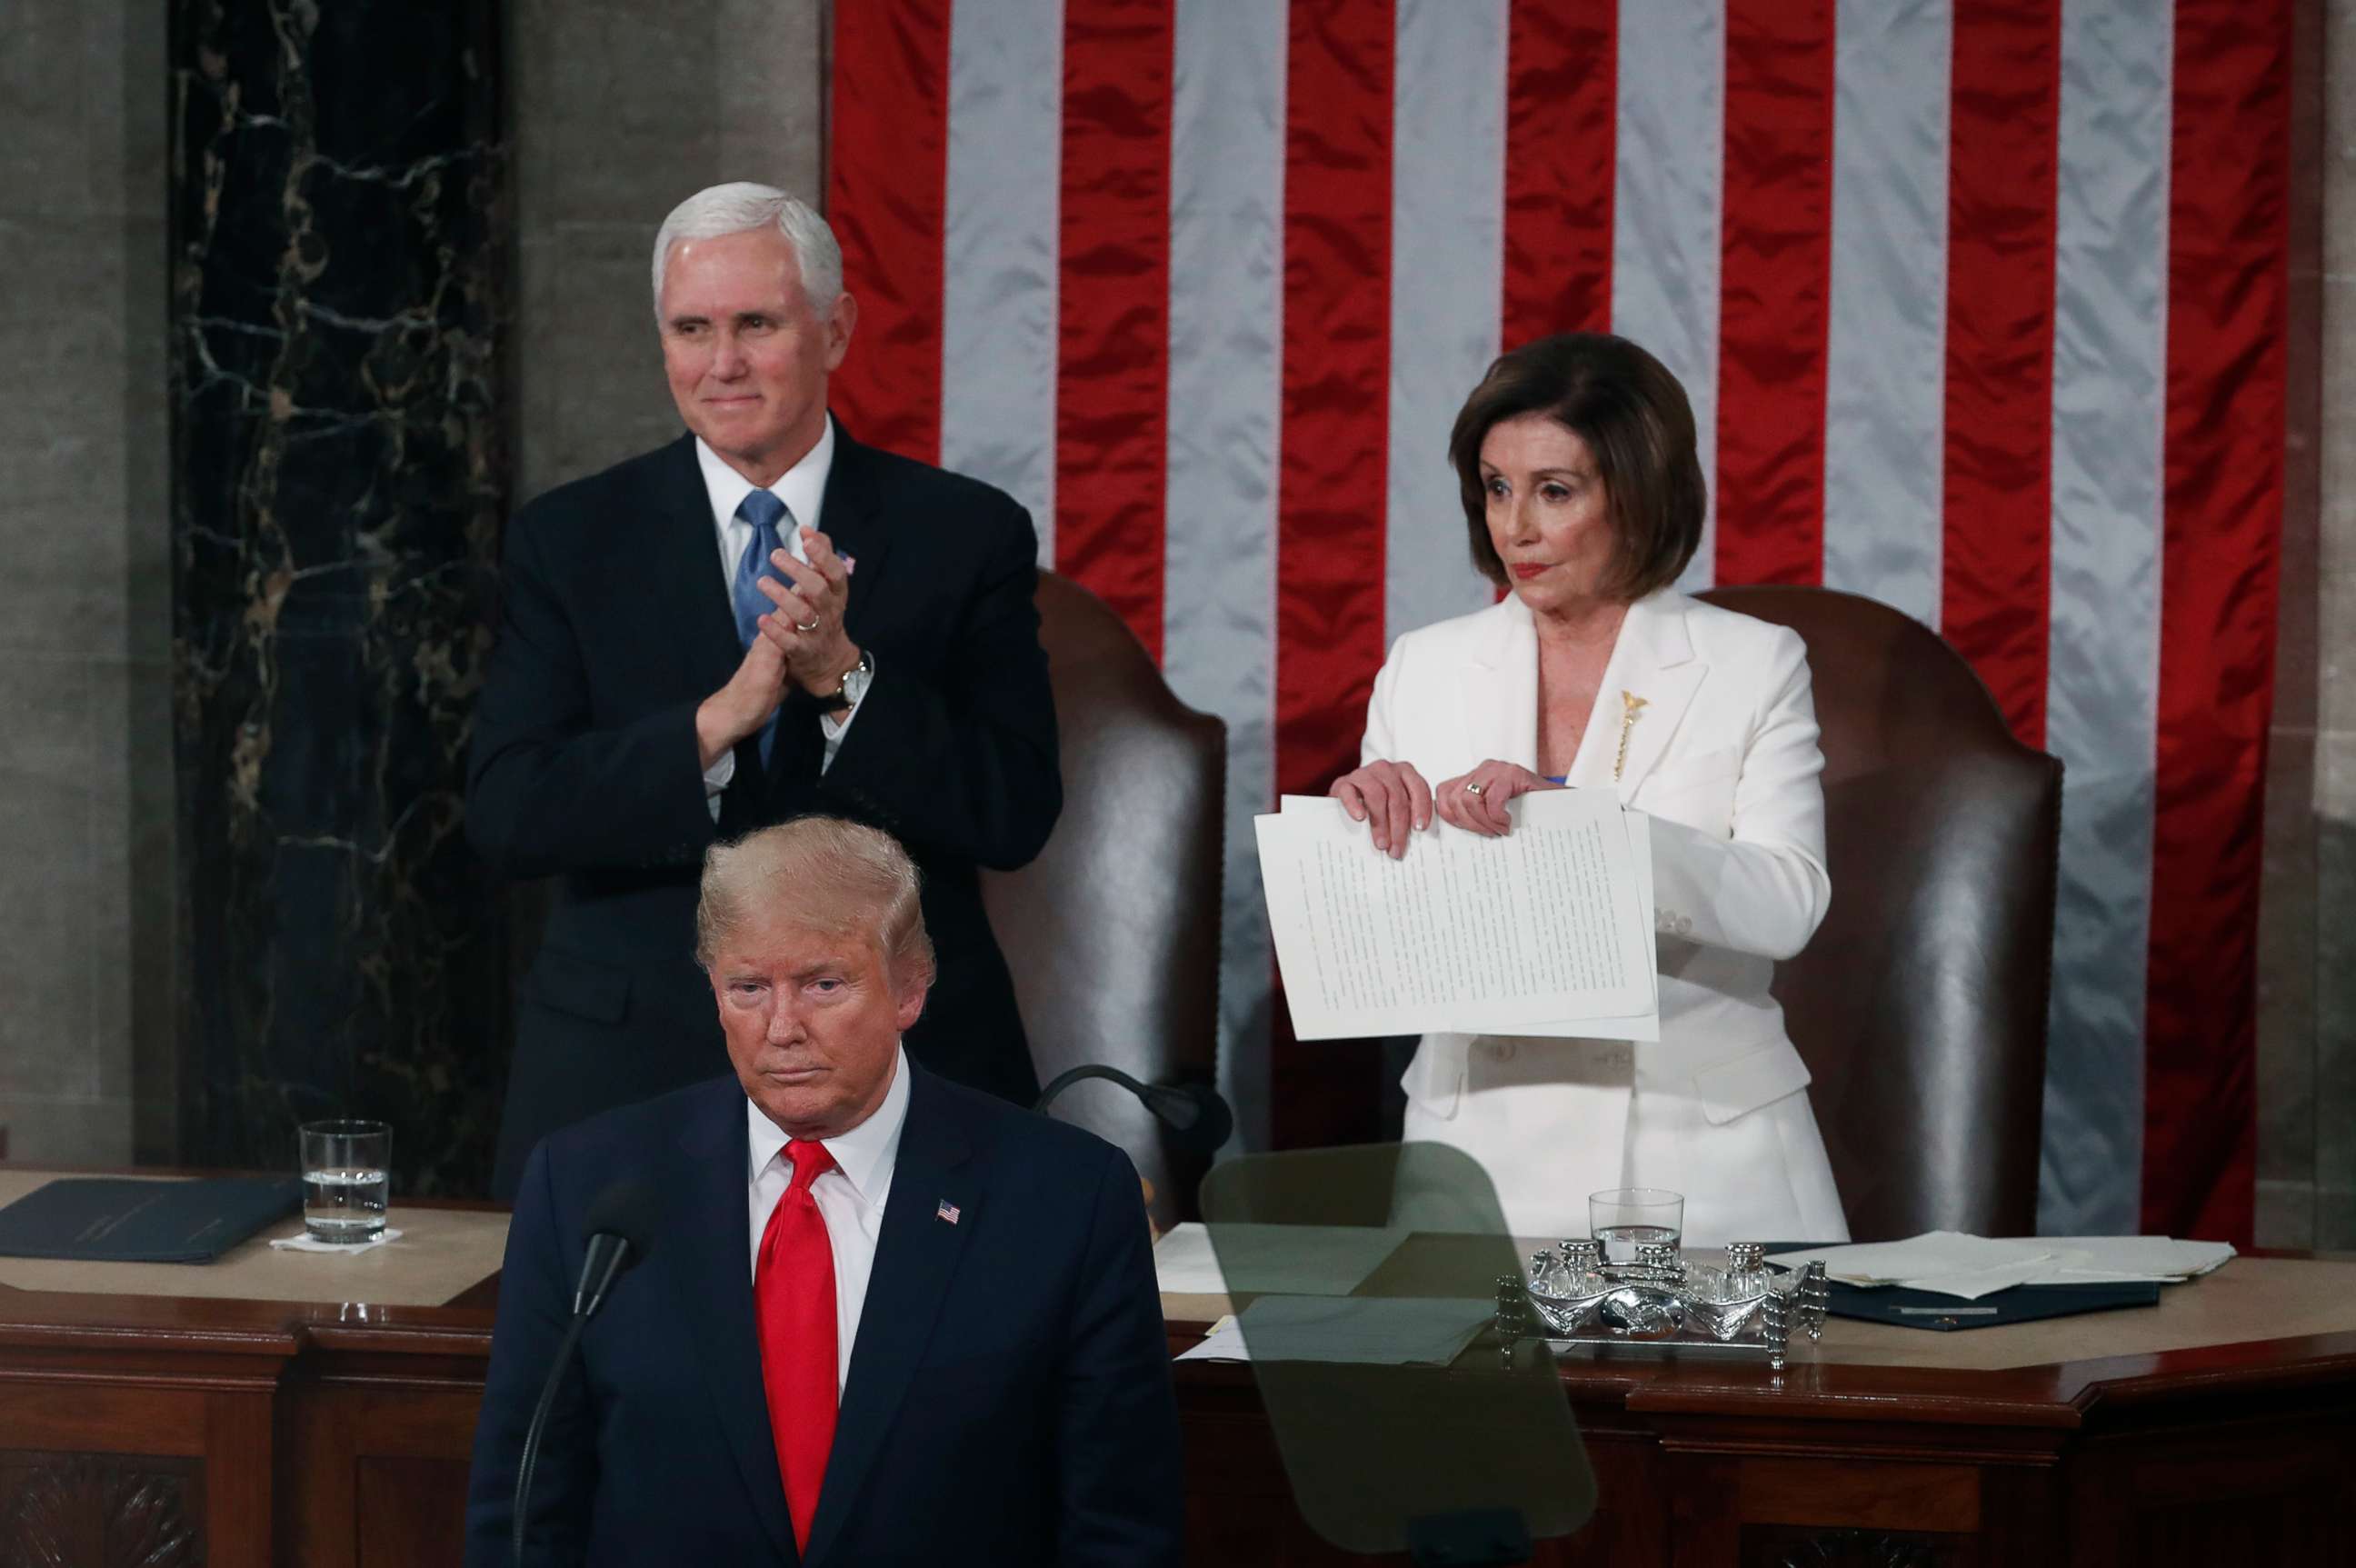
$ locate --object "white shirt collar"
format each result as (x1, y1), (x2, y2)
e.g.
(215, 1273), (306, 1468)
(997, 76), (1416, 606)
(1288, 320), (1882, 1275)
(744, 1041), (911, 1211)
(695, 412), (836, 542)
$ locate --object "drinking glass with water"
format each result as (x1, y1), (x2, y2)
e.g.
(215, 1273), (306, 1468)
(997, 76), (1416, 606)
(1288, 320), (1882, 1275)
(1587, 1186), (1682, 1265)
(300, 1120), (391, 1243)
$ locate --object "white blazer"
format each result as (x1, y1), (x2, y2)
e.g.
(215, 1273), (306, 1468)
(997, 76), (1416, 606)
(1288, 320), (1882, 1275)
(1367, 589), (1850, 1246)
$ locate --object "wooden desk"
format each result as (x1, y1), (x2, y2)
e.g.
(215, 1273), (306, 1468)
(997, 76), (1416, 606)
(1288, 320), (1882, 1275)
(1, 1170), (2350, 1567)
(0, 1169), (499, 1568)
(1178, 1258), (2356, 1566)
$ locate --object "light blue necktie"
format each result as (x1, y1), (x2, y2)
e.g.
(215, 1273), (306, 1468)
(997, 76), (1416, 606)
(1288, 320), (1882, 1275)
(730, 490), (792, 764)
(732, 490), (792, 648)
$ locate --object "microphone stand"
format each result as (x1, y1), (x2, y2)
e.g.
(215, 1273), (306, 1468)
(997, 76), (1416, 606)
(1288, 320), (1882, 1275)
(513, 1228), (636, 1568)
(1033, 1064), (1233, 1154)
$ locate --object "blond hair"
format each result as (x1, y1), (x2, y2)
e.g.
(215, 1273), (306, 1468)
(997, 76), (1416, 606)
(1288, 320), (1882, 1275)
(694, 817), (934, 990)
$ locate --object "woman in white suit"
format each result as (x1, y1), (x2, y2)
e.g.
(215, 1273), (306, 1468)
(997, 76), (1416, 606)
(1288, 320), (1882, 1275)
(1333, 334), (1848, 1247)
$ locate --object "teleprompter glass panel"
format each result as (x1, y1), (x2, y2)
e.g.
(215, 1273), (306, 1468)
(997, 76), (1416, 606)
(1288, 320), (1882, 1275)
(1200, 1143), (1595, 1558)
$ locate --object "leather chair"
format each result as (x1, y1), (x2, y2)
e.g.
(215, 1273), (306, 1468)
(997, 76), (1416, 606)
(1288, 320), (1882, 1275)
(982, 573), (1226, 1230)
(1700, 586), (2061, 1241)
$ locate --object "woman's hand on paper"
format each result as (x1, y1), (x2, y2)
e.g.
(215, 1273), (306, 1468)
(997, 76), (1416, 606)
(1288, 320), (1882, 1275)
(1434, 760), (1564, 837)
(1330, 759), (1433, 859)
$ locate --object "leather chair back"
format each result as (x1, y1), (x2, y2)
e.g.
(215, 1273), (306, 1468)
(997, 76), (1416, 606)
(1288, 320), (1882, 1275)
(983, 573), (1226, 1228)
(1699, 586), (2061, 1240)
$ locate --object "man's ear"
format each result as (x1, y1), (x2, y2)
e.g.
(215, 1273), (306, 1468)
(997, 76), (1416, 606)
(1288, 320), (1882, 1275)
(824, 292), (858, 371)
(893, 976), (928, 1035)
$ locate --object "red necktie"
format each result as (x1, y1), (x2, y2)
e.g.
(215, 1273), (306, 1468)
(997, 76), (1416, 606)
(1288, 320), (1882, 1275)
(755, 1138), (838, 1550)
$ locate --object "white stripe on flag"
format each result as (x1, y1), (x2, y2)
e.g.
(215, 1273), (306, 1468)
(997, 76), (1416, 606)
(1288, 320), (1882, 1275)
(941, 0), (1064, 558)
(2038, 0), (2174, 1235)
(1163, 0), (1288, 1151)
(1384, 0), (1508, 644)
(1612, 0), (1725, 592)
(1821, 0), (1952, 624)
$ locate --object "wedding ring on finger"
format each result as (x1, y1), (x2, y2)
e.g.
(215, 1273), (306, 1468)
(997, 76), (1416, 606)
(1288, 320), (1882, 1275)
(795, 617), (821, 633)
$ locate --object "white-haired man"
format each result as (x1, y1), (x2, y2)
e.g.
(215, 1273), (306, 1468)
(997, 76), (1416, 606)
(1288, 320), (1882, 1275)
(468, 184), (1061, 1198)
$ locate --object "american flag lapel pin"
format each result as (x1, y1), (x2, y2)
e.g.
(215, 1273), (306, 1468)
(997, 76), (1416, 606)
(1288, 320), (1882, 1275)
(935, 1199), (961, 1226)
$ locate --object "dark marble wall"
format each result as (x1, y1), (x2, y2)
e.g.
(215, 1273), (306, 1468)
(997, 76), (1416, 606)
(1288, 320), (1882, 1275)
(167, 0), (508, 1193)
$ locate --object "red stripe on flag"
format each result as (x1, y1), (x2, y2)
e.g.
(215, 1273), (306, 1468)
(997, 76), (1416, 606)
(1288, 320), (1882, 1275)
(1273, 2), (1393, 803)
(1502, 0), (1616, 344)
(824, 0), (952, 464)
(1939, 1), (2061, 744)
(1056, 0), (1175, 662)
(2144, 0), (2291, 1247)
(1713, 0), (1834, 588)
(1271, 1), (1395, 1150)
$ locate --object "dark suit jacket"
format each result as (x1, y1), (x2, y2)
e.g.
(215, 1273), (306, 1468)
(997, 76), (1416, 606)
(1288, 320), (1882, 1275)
(467, 423), (1061, 1196)
(464, 1069), (1183, 1566)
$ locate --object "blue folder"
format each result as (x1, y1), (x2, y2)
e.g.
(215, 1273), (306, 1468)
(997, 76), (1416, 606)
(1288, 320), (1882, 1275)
(1823, 1278), (2163, 1331)
(0, 1176), (303, 1263)
(1761, 1242), (2166, 1331)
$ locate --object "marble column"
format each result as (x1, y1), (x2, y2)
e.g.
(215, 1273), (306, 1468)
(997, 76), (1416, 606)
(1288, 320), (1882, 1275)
(168, 0), (507, 1193)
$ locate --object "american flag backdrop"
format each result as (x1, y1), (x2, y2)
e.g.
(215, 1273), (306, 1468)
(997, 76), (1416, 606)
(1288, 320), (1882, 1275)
(824, 0), (2291, 1244)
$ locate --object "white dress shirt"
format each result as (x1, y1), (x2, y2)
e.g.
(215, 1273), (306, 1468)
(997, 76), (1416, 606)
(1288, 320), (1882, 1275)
(695, 414), (866, 814)
(745, 1044), (911, 1393)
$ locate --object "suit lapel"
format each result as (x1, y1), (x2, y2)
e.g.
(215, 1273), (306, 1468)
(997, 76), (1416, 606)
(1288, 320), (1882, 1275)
(645, 434), (752, 700)
(1458, 597), (1541, 772)
(1599, 592), (1705, 802)
(801, 1069), (978, 1566)
(660, 1083), (803, 1566)
(814, 423), (899, 633)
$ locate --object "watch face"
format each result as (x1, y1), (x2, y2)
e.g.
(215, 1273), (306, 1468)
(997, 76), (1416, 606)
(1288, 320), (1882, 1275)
(840, 652), (872, 706)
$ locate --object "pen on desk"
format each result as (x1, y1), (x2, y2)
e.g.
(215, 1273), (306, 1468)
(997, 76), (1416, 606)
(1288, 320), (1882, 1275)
(1893, 1305), (2000, 1315)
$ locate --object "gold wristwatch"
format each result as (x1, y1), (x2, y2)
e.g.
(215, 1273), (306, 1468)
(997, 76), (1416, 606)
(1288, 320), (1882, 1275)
(821, 647), (874, 714)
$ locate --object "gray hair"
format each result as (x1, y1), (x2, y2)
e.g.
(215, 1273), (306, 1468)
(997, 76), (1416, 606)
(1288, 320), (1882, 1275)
(694, 816), (935, 991)
(651, 182), (844, 320)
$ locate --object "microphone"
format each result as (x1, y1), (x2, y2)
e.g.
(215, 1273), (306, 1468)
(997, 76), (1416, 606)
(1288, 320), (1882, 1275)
(1033, 1065), (1234, 1156)
(514, 1178), (655, 1568)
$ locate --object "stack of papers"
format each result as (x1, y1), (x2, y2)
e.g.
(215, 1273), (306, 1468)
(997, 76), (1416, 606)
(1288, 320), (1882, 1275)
(1765, 1232), (2237, 1301)
(1255, 791), (1658, 1041)
(1176, 1296), (1495, 1366)
(1152, 1221), (1406, 1299)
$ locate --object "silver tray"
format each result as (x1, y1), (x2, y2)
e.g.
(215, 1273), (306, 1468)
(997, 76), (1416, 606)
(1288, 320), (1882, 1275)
(1493, 1245), (1830, 1370)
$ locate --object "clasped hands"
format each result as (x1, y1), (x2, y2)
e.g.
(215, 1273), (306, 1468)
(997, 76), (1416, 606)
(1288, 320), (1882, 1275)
(1329, 757), (1565, 858)
(696, 526), (860, 770)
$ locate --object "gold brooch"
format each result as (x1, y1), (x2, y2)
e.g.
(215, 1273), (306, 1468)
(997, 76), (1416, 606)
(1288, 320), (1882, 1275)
(1612, 692), (1648, 783)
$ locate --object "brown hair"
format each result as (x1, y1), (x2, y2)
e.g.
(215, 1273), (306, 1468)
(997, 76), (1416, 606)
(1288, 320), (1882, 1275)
(694, 816), (935, 991)
(1447, 333), (1705, 600)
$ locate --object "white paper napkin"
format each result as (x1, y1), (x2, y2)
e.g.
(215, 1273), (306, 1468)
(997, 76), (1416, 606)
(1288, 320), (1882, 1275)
(268, 1226), (404, 1254)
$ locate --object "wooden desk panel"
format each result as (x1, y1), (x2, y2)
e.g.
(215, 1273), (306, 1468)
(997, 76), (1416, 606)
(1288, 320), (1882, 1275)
(0, 1171), (2351, 1566)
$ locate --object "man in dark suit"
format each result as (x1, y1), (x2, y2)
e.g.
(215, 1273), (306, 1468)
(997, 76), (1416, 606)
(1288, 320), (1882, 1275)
(465, 818), (1181, 1564)
(467, 183), (1059, 1197)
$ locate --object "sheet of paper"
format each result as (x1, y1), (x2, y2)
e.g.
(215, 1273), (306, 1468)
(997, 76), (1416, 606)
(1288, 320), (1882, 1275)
(1153, 1221), (1407, 1298)
(2032, 1236), (2236, 1282)
(1174, 1296), (1494, 1366)
(1277, 800), (1660, 1042)
(1258, 791), (1658, 1040)
(1765, 1232), (2046, 1285)
(1174, 1313), (1248, 1362)
(1766, 1232), (2239, 1300)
